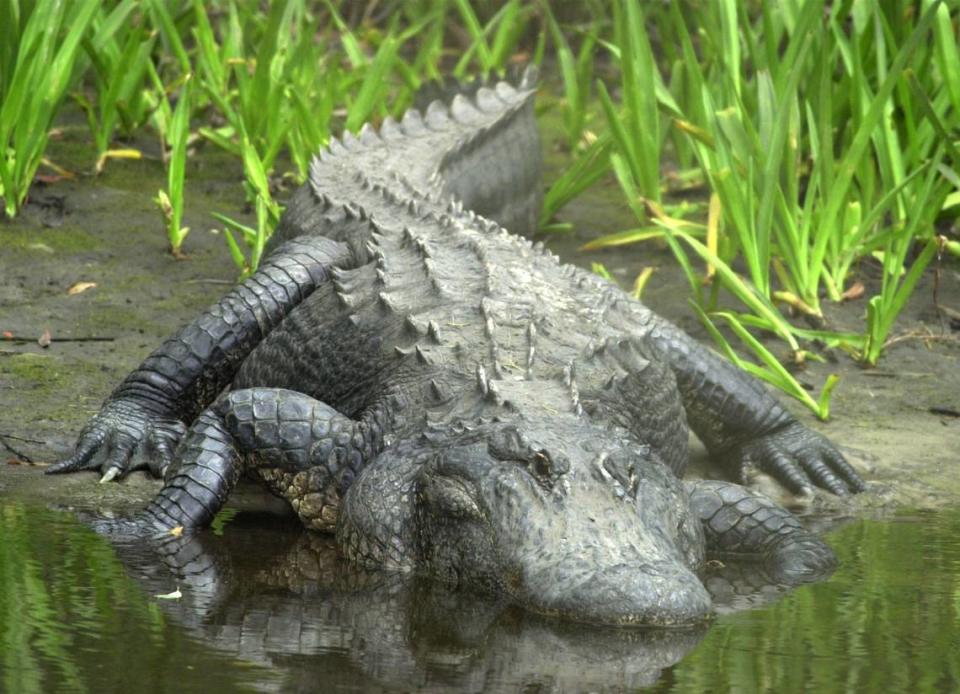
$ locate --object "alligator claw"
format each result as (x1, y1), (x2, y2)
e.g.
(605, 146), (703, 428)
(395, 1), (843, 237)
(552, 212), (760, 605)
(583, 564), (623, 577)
(49, 398), (186, 481)
(99, 467), (121, 484)
(726, 421), (865, 496)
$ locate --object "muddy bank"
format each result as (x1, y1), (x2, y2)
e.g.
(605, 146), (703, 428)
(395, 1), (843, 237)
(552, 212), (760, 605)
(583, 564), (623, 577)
(1, 126), (958, 514)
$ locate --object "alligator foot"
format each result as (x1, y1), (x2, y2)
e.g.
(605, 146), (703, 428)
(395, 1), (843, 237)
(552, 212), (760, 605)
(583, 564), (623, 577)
(142, 388), (381, 534)
(686, 479), (837, 582)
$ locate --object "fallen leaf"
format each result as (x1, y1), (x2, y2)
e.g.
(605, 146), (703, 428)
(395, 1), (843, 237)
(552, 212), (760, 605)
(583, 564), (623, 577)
(38, 329), (51, 347)
(2, 331), (12, 339)
(169, 525), (184, 538)
(154, 587), (182, 600)
(6, 459), (23, 465)
(67, 281), (97, 295)
(95, 148), (143, 174)
(35, 174), (69, 184)
(39, 156), (74, 178)
(841, 281), (865, 301)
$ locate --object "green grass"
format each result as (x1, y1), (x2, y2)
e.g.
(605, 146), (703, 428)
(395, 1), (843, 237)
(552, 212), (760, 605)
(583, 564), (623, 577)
(587, 0), (959, 413)
(152, 73), (192, 257)
(0, 0), (99, 218)
(75, 0), (156, 173)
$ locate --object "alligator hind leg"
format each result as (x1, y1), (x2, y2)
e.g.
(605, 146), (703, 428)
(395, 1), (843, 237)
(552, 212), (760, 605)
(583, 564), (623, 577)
(141, 388), (384, 534)
(685, 480), (837, 581)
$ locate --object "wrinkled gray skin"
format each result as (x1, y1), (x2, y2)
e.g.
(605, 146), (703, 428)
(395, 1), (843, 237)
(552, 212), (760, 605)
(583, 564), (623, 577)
(50, 67), (864, 626)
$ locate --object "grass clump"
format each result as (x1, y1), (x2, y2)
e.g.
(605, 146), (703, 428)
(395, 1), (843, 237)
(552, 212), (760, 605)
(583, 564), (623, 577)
(0, 0), (99, 218)
(586, 0), (959, 415)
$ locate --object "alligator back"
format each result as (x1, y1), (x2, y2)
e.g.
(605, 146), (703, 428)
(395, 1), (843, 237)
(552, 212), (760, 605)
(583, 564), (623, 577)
(267, 67), (542, 254)
(234, 66), (689, 472)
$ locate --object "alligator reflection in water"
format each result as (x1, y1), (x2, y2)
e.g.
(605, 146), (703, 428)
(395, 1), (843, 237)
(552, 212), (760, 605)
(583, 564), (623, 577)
(109, 513), (832, 691)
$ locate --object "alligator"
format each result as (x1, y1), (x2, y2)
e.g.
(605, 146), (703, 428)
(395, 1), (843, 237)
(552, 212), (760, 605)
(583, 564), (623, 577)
(48, 66), (865, 626)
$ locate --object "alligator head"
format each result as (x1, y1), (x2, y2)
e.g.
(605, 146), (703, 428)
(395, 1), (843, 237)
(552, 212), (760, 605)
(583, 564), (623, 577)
(337, 414), (712, 627)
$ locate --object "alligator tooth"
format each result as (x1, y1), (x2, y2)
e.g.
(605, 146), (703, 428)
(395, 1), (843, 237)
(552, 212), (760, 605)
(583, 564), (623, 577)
(394, 346), (414, 359)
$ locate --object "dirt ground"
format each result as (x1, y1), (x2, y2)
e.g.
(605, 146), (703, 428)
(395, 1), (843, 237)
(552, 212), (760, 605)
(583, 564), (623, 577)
(1, 123), (958, 516)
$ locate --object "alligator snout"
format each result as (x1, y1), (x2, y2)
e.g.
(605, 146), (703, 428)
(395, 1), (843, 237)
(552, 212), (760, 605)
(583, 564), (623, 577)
(518, 560), (713, 627)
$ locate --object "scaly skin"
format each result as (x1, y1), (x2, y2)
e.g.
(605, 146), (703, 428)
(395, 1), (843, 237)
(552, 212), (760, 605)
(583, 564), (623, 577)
(51, 68), (864, 626)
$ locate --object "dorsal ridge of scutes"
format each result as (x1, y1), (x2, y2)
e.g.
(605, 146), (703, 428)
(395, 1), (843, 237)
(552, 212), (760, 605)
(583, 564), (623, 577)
(358, 121), (380, 146)
(309, 65), (537, 175)
(525, 321), (537, 380)
(563, 361), (583, 416)
(476, 364), (489, 395)
(425, 100), (450, 129)
(380, 115), (403, 140)
(450, 93), (482, 125)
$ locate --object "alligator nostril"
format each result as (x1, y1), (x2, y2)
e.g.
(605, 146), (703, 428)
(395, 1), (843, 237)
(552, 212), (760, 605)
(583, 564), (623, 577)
(534, 450), (551, 477)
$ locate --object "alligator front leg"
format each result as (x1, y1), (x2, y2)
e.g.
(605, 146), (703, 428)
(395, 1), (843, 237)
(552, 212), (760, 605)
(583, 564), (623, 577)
(613, 305), (864, 496)
(138, 388), (383, 534)
(686, 479), (837, 581)
(47, 236), (352, 481)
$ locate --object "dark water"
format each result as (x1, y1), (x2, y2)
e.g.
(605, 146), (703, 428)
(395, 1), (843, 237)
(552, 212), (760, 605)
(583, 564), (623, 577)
(1, 502), (958, 693)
